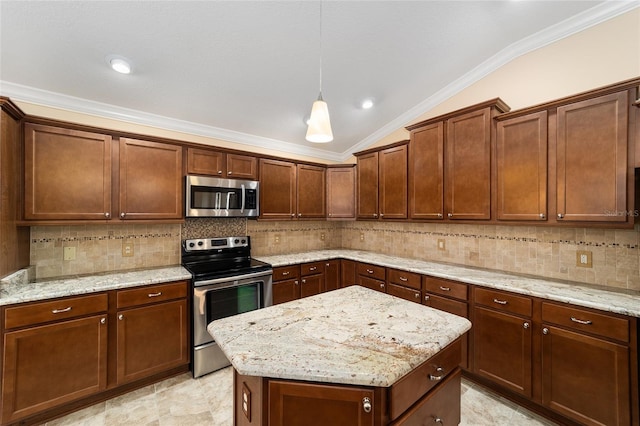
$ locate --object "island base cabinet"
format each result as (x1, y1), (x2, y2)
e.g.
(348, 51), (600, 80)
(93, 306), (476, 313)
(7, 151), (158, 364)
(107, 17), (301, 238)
(541, 325), (630, 426)
(390, 369), (461, 426)
(1, 315), (108, 424)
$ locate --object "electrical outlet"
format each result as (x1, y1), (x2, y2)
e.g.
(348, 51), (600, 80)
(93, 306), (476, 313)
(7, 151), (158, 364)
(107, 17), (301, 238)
(274, 235), (280, 244)
(122, 241), (134, 257)
(320, 233), (325, 241)
(63, 246), (76, 261)
(437, 239), (446, 251)
(576, 250), (592, 268)
(360, 233), (365, 242)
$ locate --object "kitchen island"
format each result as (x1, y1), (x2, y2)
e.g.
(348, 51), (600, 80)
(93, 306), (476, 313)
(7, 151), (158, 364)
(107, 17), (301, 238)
(208, 285), (471, 425)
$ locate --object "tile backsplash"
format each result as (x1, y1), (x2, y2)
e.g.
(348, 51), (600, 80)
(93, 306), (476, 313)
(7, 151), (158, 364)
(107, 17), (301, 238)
(30, 219), (640, 291)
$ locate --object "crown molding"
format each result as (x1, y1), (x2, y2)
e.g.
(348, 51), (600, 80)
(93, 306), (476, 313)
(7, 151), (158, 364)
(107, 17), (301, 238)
(339, 1), (639, 162)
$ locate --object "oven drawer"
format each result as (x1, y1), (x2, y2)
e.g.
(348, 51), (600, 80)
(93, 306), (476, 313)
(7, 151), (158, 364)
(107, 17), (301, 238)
(117, 281), (188, 309)
(273, 265), (300, 282)
(4, 293), (108, 330)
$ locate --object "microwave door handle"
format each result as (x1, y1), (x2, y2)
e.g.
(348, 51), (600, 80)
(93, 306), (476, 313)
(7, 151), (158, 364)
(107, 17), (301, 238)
(215, 192), (221, 209)
(241, 184), (245, 213)
(226, 192), (232, 209)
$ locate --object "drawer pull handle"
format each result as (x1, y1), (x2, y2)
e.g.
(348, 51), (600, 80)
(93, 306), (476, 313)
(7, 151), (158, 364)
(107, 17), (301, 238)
(493, 298), (508, 305)
(429, 367), (445, 381)
(366, 269), (374, 274)
(52, 307), (72, 314)
(399, 277), (408, 282)
(282, 271), (290, 276)
(439, 286), (450, 291)
(148, 292), (162, 297)
(570, 317), (592, 325)
(434, 417), (443, 424)
(362, 397), (372, 413)
(309, 267), (317, 271)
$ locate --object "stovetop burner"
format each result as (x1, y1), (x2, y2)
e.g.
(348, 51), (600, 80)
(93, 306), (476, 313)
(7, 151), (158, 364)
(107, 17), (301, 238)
(181, 236), (271, 282)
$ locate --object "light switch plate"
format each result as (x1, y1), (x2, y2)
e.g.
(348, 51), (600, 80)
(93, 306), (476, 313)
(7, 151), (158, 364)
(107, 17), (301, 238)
(576, 250), (592, 268)
(437, 239), (446, 251)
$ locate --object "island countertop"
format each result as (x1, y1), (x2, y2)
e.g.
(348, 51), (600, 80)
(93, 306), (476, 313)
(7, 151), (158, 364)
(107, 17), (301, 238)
(207, 285), (471, 387)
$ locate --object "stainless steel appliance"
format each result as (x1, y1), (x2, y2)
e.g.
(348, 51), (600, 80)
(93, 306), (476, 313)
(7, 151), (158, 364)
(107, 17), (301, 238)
(185, 175), (259, 218)
(181, 236), (272, 378)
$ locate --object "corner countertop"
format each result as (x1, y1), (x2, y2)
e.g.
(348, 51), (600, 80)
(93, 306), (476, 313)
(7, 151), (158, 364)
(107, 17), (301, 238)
(255, 250), (640, 318)
(0, 266), (192, 307)
(208, 285), (471, 387)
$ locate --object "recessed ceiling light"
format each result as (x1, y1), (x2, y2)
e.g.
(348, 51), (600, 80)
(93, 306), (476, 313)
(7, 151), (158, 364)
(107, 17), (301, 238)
(361, 99), (374, 109)
(106, 55), (131, 74)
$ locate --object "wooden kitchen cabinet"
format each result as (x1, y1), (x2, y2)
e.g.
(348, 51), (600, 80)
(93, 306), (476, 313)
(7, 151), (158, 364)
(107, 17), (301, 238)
(327, 165), (356, 220)
(356, 262), (386, 293)
(407, 121), (444, 219)
(115, 281), (189, 384)
(1, 294), (109, 424)
(272, 265), (301, 305)
(341, 259), (357, 287)
(472, 287), (533, 398)
(186, 147), (257, 179)
(300, 261), (324, 298)
(297, 164), (326, 219)
(540, 302), (633, 426)
(555, 90), (630, 223)
(496, 110), (548, 221)
(355, 142), (408, 220)
(324, 259), (341, 292)
(386, 269), (421, 304)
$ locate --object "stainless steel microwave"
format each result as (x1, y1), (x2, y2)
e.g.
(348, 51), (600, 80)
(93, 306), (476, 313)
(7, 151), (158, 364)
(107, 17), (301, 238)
(185, 175), (259, 217)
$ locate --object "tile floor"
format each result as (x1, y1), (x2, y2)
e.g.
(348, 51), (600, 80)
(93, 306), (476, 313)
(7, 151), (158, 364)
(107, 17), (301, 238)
(45, 367), (558, 426)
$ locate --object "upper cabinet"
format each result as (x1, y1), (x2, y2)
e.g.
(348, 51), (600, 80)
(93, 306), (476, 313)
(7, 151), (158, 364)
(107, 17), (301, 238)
(355, 142), (408, 220)
(24, 123), (183, 223)
(326, 165), (356, 220)
(407, 100), (509, 221)
(259, 158), (325, 220)
(186, 147), (257, 180)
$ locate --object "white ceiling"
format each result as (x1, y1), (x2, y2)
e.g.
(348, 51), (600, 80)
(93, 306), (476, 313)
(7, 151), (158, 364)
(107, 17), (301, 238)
(1, 1), (636, 162)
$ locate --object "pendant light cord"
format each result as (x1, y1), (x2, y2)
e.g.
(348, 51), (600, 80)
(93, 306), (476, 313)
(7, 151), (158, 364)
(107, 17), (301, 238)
(318, 0), (323, 98)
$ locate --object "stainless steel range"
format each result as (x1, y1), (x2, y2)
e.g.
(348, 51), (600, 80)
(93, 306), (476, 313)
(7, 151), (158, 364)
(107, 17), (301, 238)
(181, 236), (272, 378)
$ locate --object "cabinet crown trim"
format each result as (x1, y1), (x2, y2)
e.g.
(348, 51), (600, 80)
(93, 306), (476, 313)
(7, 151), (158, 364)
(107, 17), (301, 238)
(405, 98), (510, 131)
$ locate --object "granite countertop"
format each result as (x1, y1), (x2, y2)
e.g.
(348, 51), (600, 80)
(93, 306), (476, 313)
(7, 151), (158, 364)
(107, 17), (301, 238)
(256, 250), (640, 318)
(208, 285), (471, 387)
(0, 266), (192, 306)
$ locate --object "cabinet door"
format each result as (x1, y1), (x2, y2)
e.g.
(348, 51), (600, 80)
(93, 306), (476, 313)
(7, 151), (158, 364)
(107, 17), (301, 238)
(340, 260), (357, 287)
(327, 167), (356, 219)
(324, 260), (340, 292)
(273, 279), (300, 305)
(24, 123), (112, 220)
(496, 111), (548, 221)
(541, 325), (630, 426)
(297, 164), (326, 219)
(409, 122), (444, 219)
(259, 158), (296, 220)
(269, 380), (375, 426)
(300, 274), (323, 298)
(379, 144), (408, 219)
(116, 299), (189, 384)
(119, 138), (183, 220)
(227, 153), (258, 179)
(356, 152), (379, 219)
(186, 147), (225, 176)
(473, 306), (532, 397)
(1, 315), (108, 423)
(556, 91), (628, 222)
(445, 107), (491, 220)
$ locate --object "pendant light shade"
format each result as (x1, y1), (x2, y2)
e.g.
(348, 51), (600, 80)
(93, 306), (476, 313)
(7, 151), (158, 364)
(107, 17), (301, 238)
(305, 92), (333, 143)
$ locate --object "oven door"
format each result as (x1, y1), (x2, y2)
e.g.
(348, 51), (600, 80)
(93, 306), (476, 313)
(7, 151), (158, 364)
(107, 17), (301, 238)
(193, 270), (273, 347)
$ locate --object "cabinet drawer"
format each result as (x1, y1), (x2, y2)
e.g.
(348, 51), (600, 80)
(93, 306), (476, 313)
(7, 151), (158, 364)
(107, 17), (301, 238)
(474, 287), (532, 317)
(424, 294), (468, 318)
(389, 339), (461, 421)
(4, 293), (108, 329)
(300, 261), (324, 276)
(391, 368), (461, 426)
(117, 281), (188, 309)
(273, 265), (300, 281)
(542, 302), (629, 343)
(388, 269), (421, 290)
(387, 283), (421, 304)
(423, 276), (468, 301)
(357, 276), (386, 293)
(356, 262), (385, 281)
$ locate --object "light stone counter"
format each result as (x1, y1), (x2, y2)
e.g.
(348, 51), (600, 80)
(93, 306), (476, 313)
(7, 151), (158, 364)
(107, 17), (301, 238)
(256, 250), (640, 318)
(208, 285), (471, 387)
(0, 266), (192, 306)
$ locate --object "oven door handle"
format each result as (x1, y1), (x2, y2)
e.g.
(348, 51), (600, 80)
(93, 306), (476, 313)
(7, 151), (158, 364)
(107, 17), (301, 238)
(193, 270), (273, 287)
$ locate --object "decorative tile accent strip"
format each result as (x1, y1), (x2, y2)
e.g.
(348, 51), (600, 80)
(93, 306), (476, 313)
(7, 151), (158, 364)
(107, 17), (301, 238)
(182, 218), (246, 239)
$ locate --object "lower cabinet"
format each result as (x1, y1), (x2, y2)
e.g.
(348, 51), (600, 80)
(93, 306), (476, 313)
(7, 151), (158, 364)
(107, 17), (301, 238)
(0, 281), (190, 425)
(356, 263), (386, 293)
(300, 261), (324, 298)
(272, 265), (301, 305)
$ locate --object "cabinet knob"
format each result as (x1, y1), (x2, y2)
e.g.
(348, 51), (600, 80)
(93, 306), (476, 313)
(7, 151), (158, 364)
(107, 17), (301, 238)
(294, 280), (299, 286)
(380, 213), (384, 218)
(291, 213), (295, 218)
(557, 213), (564, 219)
(539, 213), (545, 219)
(424, 295), (430, 302)
(217, 170), (222, 175)
(543, 327), (549, 335)
(434, 418), (443, 424)
(105, 212), (110, 218)
(100, 317), (106, 324)
(523, 322), (530, 329)
(447, 213), (453, 218)
(302, 279), (306, 284)
(227, 171), (232, 175)
(298, 213), (302, 217)
(414, 293), (420, 299)
(437, 213), (443, 218)
(120, 212), (126, 218)
(362, 397), (372, 413)
(118, 314), (124, 320)
(373, 213), (378, 218)
(379, 283), (385, 289)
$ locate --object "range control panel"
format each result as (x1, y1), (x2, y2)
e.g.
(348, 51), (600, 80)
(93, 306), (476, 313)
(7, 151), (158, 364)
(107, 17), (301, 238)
(183, 236), (249, 252)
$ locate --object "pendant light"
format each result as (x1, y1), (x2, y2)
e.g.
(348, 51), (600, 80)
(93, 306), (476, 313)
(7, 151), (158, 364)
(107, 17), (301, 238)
(305, 1), (333, 143)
